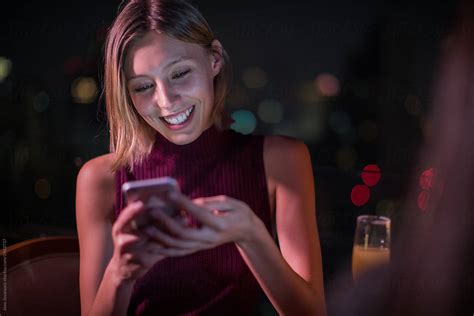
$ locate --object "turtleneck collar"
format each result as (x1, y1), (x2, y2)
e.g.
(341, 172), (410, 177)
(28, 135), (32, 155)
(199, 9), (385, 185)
(151, 124), (232, 161)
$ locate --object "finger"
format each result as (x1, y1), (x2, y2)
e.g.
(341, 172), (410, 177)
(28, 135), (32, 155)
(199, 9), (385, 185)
(150, 210), (218, 243)
(113, 201), (145, 235)
(155, 247), (202, 257)
(144, 225), (205, 249)
(194, 195), (244, 213)
(168, 192), (224, 229)
(115, 233), (144, 253)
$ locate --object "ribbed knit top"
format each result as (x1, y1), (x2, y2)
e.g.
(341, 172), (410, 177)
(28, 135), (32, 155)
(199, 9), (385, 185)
(115, 125), (272, 315)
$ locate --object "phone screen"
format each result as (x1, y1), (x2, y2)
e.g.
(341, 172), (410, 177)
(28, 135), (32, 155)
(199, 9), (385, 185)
(122, 177), (180, 217)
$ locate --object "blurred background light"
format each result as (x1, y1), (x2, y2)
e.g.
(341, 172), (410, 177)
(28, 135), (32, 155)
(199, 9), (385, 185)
(361, 164), (381, 187)
(0, 56), (13, 83)
(329, 111), (351, 135)
(35, 178), (51, 200)
(258, 99), (284, 124)
(336, 146), (357, 170)
(242, 67), (267, 89)
(419, 167), (435, 190)
(71, 77), (98, 104)
(351, 184), (370, 207)
(74, 157), (84, 167)
(417, 190), (429, 211)
(299, 114), (324, 142)
(33, 91), (50, 112)
(298, 80), (319, 104)
(230, 110), (257, 135)
(315, 73), (340, 97)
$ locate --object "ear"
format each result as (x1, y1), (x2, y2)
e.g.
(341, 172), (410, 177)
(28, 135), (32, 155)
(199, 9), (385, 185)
(209, 39), (223, 77)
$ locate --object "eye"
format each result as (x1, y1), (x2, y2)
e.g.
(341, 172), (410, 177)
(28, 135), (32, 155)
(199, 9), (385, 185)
(172, 69), (190, 80)
(134, 84), (154, 93)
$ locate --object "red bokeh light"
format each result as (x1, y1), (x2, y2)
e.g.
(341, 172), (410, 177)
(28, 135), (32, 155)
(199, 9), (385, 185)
(419, 168), (435, 190)
(314, 73), (340, 97)
(351, 184), (371, 207)
(361, 164), (381, 187)
(417, 190), (429, 211)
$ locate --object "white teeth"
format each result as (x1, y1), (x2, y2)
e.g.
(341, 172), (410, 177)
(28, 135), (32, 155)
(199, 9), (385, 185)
(163, 106), (194, 125)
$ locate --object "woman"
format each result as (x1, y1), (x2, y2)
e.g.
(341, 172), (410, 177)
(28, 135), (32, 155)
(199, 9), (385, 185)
(76, 0), (326, 315)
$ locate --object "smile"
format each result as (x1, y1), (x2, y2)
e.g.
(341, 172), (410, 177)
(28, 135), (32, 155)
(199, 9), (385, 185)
(160, 105), (195, 126)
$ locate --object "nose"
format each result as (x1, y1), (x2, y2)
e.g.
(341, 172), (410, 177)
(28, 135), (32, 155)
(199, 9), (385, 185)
(154, 80), (180, 110)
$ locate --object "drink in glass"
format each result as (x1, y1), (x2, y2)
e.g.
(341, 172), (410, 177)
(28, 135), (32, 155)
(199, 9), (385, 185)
(352, 215), (391, 280)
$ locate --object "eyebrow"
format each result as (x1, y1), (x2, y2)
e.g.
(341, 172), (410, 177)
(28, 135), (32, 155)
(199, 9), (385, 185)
(127, 56), (191, 80)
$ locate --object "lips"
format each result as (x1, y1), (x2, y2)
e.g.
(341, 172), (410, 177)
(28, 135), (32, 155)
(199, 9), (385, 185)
(160, 105), (195, 126)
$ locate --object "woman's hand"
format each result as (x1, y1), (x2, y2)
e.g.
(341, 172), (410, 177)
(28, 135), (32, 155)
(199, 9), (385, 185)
(109, 201), (166, 282)
(146, 192), (263, 257)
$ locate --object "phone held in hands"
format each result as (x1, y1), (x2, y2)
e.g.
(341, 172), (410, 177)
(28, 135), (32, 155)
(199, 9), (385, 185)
(122, 177), (181, 218)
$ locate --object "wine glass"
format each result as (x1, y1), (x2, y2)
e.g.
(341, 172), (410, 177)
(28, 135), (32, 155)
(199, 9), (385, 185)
(352, 215), (391, 280)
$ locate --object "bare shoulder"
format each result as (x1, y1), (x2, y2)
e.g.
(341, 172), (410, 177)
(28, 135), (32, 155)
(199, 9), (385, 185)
(77, 153), (116, 189)
(76, 153), (117, 220)
(263, 135), (312, 180)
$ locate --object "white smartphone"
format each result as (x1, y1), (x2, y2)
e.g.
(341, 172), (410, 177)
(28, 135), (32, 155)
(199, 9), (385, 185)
(122, 177), (180, 217)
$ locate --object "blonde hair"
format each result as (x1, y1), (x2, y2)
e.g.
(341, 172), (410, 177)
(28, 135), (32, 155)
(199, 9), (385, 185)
(103, 0), (232, 171)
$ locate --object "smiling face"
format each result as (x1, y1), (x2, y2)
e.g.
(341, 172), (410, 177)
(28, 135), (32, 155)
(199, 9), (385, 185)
(124, 31), (222, 145)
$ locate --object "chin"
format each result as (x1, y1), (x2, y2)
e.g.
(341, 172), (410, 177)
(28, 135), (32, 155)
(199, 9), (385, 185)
(158, 127), (201, 145)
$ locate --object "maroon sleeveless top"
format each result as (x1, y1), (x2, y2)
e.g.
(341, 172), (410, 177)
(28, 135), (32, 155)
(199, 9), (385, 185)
(115, 125), (272, 315)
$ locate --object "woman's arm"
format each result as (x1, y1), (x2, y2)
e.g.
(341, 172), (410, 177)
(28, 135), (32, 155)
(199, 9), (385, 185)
(233, 136), (325, 315)
(77, 154), (160, 316)
(76, 154), (132, 316)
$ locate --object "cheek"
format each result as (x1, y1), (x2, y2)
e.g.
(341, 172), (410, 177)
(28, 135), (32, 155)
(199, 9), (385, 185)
(183, 72), (214, 99)
(130, 95), (152, 115)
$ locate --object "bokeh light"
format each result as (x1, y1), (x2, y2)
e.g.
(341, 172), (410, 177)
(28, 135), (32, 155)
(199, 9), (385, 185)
(74, 157), (84, 167)
(35, 179), (51, 200)
(336, 147), (357, 170)
(419, 168), (435, 190)
(258, 99), (284, 124)
(351, 184), (370, 207)
(230, 110), (257, 135)
(299, 113), (325, 142)
(358, 120), (378, 142)
(314, 73), (340, 97)
(417, 190), (429, 211)
(405, 94), (423, 116)
(71, 77), (98, 104)
(33, 91), (50, 112)
(298, 81), (319, 104)
(0, 56), (13, 83)
(242, 67), (267, 89)
(329, 111), (351, 135)
(361, 164), (381, 187)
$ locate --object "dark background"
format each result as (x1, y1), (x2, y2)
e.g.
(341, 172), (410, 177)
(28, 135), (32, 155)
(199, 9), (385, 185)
(0, 0), (458, 298)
